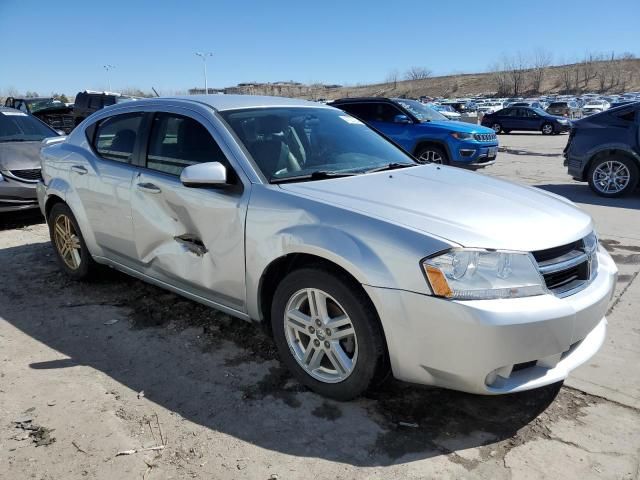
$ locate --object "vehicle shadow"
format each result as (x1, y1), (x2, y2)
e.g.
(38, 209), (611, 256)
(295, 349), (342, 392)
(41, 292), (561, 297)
(536, 183), (640, 209)
(0, 241), (570, 467)
(0, 210), (44, 231)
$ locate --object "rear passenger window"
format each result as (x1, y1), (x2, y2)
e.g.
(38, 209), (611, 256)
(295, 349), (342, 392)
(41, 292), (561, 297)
(146, 113), (228, 176)
(94, 113), (143, 163)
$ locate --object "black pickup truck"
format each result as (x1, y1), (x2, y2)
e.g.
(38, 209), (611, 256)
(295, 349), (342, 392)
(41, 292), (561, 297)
(4, 97), (74, 134)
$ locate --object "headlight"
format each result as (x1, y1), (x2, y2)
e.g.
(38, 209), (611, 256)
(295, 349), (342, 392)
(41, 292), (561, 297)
(557, 119), (569, 124)
(450, 132), (474, 140)
(422, 249), (547, 300)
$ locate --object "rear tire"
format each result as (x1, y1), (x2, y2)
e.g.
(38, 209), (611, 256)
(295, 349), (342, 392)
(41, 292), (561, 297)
(587, 155), (639, 198)
(48, 203), (97, 280)
(271, 268), (386, 401)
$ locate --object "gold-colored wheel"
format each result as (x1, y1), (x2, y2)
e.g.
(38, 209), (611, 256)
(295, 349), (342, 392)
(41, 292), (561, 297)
(53, 214), (82, 270)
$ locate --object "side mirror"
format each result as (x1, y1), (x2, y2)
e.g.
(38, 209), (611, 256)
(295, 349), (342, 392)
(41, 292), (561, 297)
(180, 162), (227, 187)
(393, 114), (412, 124)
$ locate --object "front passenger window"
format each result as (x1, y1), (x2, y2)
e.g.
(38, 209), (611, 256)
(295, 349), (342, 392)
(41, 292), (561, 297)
(94, 113), (143, 163)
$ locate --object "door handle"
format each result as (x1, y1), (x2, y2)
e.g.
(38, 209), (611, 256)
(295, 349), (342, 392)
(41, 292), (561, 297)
(136, 182), (161, 194)
(71, 165), (87, 175)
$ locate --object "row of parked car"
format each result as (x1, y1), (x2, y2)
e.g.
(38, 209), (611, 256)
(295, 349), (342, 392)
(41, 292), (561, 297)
(3, 90), (138, 134)
(1, 91), (637, 401)
(420, 92), (640, 120)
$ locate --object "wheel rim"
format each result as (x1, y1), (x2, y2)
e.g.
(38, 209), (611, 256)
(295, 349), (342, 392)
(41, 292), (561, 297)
(491, 123), (501, 133)
(542, 124), (553, 134)
(53, 214), (82, 270)
(418, 150), (444, 164)
(592, 160), (631, 194)
(283, 288), (358, 384)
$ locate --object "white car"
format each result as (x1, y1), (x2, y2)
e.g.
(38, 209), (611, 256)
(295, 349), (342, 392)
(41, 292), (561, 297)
(478, 102), (505, 114)
(582, 100), (610, 116)
(431, 104), (461, 120)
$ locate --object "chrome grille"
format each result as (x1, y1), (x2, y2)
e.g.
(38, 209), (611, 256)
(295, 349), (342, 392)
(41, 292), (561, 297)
(473, 133), (497, 142)
(8, 169), (42, 182)
(532, 234), (598, 297)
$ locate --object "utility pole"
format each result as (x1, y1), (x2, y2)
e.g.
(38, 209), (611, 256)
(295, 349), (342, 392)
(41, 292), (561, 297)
(103, 64), (115, 92)
(195, 52), (213, 94)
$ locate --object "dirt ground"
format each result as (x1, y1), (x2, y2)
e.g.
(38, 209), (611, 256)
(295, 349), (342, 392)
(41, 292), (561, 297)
(1, 134), (639, 479)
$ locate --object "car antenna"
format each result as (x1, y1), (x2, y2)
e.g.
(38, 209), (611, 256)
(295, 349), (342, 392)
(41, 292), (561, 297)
(152, 87), (160, 97)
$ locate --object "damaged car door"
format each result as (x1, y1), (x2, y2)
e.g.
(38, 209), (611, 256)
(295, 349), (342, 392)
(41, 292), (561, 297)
(130, 110), (248, 314)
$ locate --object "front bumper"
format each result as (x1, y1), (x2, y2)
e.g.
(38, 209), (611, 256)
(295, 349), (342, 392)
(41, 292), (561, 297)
(451, 142), (499, 169)
(365, 247), (617, 394)
(555, 123), (571, 133)
(0, 174), (39, 213)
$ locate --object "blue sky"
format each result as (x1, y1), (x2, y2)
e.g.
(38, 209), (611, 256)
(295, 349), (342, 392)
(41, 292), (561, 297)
(1, 0), (639, 96)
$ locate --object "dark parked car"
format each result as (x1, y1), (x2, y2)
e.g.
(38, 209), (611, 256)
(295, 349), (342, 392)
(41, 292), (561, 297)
(0, 107), (60, 212)
(73, 91), (137, 126)
(331, 97), (499, 168)
(4, 97), (74, 134)
(546, 101), (582, 118)
(564, 102), (639, 197)
(481, 106), (571, 135)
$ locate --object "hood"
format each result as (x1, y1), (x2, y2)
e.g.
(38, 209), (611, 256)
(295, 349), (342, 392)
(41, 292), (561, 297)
(420, 120), (494, 134)
(279, 165), (592, 252)
(0, 141), (42, 170)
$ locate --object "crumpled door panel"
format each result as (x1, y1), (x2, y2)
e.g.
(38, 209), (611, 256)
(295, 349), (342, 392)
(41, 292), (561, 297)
(131, 172), (247, 311)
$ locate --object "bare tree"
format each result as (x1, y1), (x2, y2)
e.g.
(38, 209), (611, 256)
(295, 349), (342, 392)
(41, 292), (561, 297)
(488, 62), (509, 96)
(504, 53), (528, 97)
(560, 67), (574, 94)
(531, 48), (552, 93)
(386, 69), (399, 89)
(404, 66), (432, 81)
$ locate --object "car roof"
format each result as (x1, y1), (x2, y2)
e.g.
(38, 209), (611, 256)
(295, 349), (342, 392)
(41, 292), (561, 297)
(331, 97), (392, 104)
(0, 106), (25, 113)
(161, 94), (330, 111)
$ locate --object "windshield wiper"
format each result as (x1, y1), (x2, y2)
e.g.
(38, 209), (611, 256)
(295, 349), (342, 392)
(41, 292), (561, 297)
(0, 139), (30, 143)
(365, 162), (418, 174)
(270, 170), (359, 184)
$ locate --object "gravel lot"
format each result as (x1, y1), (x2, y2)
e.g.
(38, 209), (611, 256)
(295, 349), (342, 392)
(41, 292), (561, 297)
(1, 132), (639, 480)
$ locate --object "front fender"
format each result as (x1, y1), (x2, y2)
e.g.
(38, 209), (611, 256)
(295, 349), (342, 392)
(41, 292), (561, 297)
(244, 186), (453, 321)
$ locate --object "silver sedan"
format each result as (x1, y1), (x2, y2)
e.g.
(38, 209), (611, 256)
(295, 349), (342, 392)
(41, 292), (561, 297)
(38, 95), (617, 400)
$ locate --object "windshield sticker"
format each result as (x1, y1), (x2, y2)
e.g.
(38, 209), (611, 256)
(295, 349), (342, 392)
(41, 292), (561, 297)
(2, 111), (28, 116)
(339, 115), (364, 125)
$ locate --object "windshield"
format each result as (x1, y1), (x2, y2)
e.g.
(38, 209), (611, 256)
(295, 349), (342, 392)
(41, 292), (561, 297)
(0, 111), (57, 142)
(25, 98), (65, 113)
(220, 107), (416, 182)
(394, 99), (448, 122)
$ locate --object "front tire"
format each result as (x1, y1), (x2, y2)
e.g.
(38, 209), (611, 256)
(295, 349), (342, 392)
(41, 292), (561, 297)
(271, 268), (385, 400)
(588, 155), (639, 197)
(541, 123), (554, 135)
(415, 145), (449, 165)
(48, 203), (97, 280)
(490, 123), (502, 134)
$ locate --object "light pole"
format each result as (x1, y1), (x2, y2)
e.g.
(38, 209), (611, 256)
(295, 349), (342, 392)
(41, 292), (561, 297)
(103, 64), (115, 91)
(195, 52), (213, 94)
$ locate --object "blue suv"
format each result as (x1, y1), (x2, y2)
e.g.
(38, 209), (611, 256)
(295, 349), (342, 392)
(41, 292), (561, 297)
(331, 97), (499, 168)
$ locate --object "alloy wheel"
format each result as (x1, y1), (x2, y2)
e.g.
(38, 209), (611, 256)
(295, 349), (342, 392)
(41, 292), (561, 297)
(53, 214), (82, 270)
(592, 160), (631, 194)
(491, 123), (501, 133)
(542, 124), (553, 135)
(283, 288), (358, 383)
(418, 150), (444, 164)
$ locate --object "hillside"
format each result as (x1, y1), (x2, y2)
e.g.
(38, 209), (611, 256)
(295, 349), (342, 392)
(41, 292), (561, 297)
(221, 58), (640, 100)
